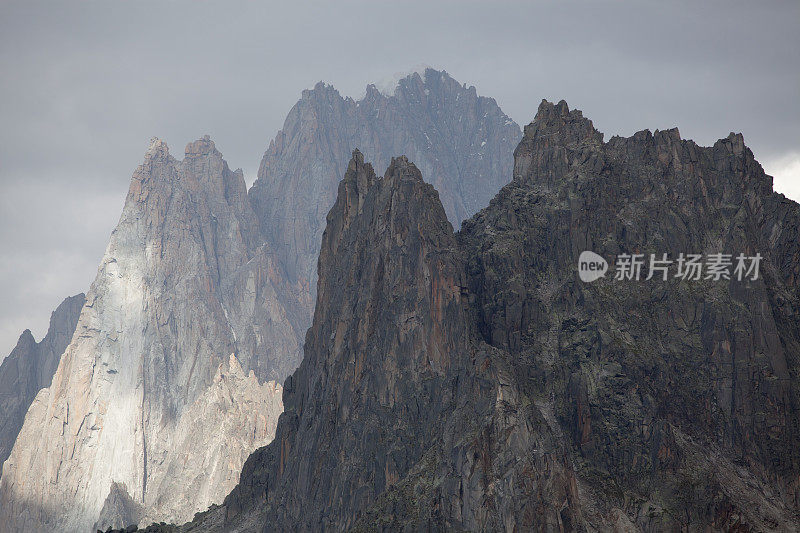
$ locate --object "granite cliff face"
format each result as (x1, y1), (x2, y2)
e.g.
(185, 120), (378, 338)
(0, 138), (288, 532)
(249, 68), (520, 292)
(93, 354), (283, 531)
(0, 293), (85, 477)
(155, 102), (799, 532)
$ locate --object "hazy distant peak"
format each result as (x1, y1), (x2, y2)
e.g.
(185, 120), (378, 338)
(372, 63), (433, 97)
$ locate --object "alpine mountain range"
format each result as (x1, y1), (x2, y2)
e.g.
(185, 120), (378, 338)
(0, 69), (798, 532)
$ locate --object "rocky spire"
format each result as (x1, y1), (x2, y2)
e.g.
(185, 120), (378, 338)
(0, 293), (85, 477)
(320, 149), (376, 257)
(0, 138), (287, 532)
(211, 152), (476, 530)
(513, 99), (603, 184)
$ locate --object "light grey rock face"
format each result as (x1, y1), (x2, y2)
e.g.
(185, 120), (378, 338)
(141, 354), (282, 527)
(93, 356), (283, 532)
(0, 293), (84, 477)
(93, 482), (144, 532)
(0, 138), (286, 532)
(248, 68), (521, 291)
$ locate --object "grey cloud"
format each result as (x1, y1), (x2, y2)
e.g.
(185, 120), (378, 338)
(0, 0), (798, 355)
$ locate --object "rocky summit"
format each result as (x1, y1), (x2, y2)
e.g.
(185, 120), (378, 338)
(140, 100), (798, 532)
(249, 68), (520, 295)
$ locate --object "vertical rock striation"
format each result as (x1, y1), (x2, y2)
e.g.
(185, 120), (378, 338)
(214, 151), (503, 531)
(0, 138), (288, 532)
(0, 293), (85, 477)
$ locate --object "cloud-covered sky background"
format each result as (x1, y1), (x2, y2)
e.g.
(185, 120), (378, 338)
(1, 0), (798, 357)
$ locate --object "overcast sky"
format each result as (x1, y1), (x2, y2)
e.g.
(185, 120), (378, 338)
(1, 0), (798, 357)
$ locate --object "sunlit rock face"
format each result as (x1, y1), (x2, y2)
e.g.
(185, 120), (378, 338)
(93, 354), (283, 532)
(174, 103), (799, 532)
(0, 293), (85, 477)
(0, 138), (287, 532)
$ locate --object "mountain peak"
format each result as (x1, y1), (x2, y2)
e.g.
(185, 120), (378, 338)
(217, 155), (471, 529)
(321, 150), (377, 264)
(302, 81), (340, 101)
(720, 131), (747, 155)
(144, 137), (170, 161)
(535, 98), (570, 118)
(0, 125), (292, 530)
(250, 69), (520, 295)
(14, 328), (35, 349)
(525, 98), (600, 143)
(384, 155), (424, 184)
(0, 293), (85, 479)
(373, 64), (433, 96)
(184, 135), (218, 158)
(513, 99), (602, 183)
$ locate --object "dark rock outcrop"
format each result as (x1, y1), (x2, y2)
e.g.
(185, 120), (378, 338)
(223, 151), (487, 530)
(0, 293), (84, 477)
(452, 100), (800, 530)
(154, 100), (799, 531)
